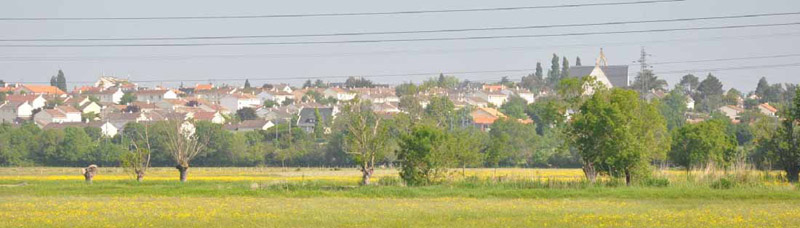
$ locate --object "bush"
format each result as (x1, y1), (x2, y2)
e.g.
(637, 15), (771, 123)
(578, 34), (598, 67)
(639, 177), (670, 187)
(377, 176), (403, 186)
(710, 177), (735, 189)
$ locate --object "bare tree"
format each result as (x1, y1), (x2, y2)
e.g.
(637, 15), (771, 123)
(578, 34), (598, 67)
(162, 120), (208, 183)
(121, 123), (152, 182)
(342, 99), (389, 185)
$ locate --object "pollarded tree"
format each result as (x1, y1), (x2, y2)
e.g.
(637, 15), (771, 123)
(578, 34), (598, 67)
(669, 119), (736, 170)
(341, 98), (390, 185)
(157, 120), (209, 183)
(120, 122), (153, 182)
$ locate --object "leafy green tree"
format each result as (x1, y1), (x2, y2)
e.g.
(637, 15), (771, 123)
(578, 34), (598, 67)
(575, 57), (582, 66)
(526, 97), (566, 134)
(669, 119), (737, 170)
(263, 100), (278, 108)
(398, 96), (423, 117)
(345, 77), (374, 88)
(424, 96), (455, 126)
(436, 73), (460, 89)
(395, 82), (419, 97)
(755, 77), (770, 99)
(561, 57), (570, 80)
(313, 108), (325, 139)
(302, 80), (313, 88)
(398, 124), (452, 185)
(447, 127), (487, 175)
(487, 117), (539, 167)
(120, 92), (136, 105)
(759, 89), (800, 182)
(244, 79), (251, 89)
(723, 88), (742, 106)
(631, 69), (667, 93)
(678, 74), (700, 93)
(281, 98), (294, 106)
(313, 79), (326, 88)
(499, 95), (528, 119)
(659, 88), (688, 131)
(236, 107), (258, 121)
(695, 74), (725, 112)
(569, 89), (666, 185)
(547, 54), (561, 86)
(56, 70), (67, 92)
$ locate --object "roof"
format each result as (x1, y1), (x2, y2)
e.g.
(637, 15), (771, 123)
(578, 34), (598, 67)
(568, 66), (630, 88)
(43, 109), (66, 117)
(4, 94), (40, 103)
(759, 103), (778, 113)
(21, 85), (65, 95)
(720, 105), (745, 112)
(297, 107), (333, 127)
(135, 89), (170, 95)
(192, 111), (220, 121)
(195, 84), (213, 91)
(42, 122), (89, 130)
(471, 107), (506, 124)
(56, 106), (81, 113)
(237, 120), (270, 129)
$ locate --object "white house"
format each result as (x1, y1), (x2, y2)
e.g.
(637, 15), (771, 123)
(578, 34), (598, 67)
(84, 88), (124, 104)
(758, 103), (778, 117)
(5, 94), (46, 110)
(514, 89), (536, 104)
(686, 96), (695, 110)
(257, 90), (293, 104)
(79, 102), (103, 115)
(225, 120), (274, 132)
(718, 105), (744, 122)
(0, 101), (33, 123)
(484, 91), (509, 107)
(134, 90), (177, 103)
(323, 88), (356, 101)
(220, 93), (261, 111)
(188, 111), (226, 124)
(96, 121), (119, 137)
(33, 106), (82, 125)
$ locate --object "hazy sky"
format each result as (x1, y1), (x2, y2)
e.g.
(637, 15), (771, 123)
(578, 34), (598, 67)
(1, 0), (799, 91)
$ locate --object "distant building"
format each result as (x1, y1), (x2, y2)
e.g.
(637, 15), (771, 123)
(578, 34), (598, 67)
(296, 107), (336, 133)
(718, 105), (744, 123)
(134, 90), (177, 103)
(758, 103), (778, 117)
(0, 101), (33, 123)
(567, 49), (630, 89)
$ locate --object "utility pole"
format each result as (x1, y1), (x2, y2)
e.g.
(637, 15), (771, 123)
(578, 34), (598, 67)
(635, 47), (652, 92)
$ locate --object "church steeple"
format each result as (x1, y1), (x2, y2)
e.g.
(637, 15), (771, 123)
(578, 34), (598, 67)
(596, 48), (608, 67)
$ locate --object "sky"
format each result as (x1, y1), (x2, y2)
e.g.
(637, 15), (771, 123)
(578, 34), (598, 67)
(0, 0), (799, 92)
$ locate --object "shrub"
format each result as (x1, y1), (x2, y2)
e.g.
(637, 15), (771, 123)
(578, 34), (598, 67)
(377, 176), (403, 186)
(710, 177), (735, 189)
(639, 177), (670, 187)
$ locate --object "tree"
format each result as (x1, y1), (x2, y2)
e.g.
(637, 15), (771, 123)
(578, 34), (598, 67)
(398, 96), (423, 117)
(723, 88), (742, 106)
(695, 74), (725, 112)
(535, 62), (544, 80)
(760, 89), (800, 182)
(448, 127), (486, 175)
(569, 89), (666, 185)
(56, 70), (67, 92)
(678, 74), (700, 93)
(499, 95), (528, 119)
(398, 124), (452, 185)
(120, 92), (136, 105)
(547, 54), (561, 86)
(158, 120), (209, 182)
(313, 108), (325, 139)
(395, 82), (419, 97)
(561, 57), (570, 80)
(236, 107), (258, 121)
(631, 69), (667, 93)
(526, 97), (566, 134)
(49, 76), (57, 87)
(263, 100), (278, 108)
(120, 122), (153, 182)
(669, 119), (737, 170)
(281, 98), (294, 106)
(313, 79), (326, 88)
(244, 79), (251, 89)
(341, 99), (390, 185)
(575, 57), (582, 66)
(345, 77), (374, 88)
(487, 117), (539, 167)
(302, 80), (313, 88)
(424, 96), (455, 127)
(755, 77), (770, 99)
(659, 88), (688, 131)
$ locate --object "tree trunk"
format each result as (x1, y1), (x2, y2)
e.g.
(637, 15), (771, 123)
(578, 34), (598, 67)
(136, 171), (145, 182)
(361, 168), (373, 185)
(583, 162), (597, 183)
(84, 173), (93, 183)
(176, 165), (188, 183)
(624, 169), (632, 186)
(786, 166), (800, 183)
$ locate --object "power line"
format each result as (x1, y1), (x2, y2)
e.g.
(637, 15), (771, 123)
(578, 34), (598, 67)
(648, 53), (800, 65)
(0, 0), (684, 21)
(2, 21), (797, 48)
(3, 11), (797, 42)
(2, 32), (799, 62)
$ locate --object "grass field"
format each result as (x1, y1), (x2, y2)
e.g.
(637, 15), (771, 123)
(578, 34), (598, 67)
(1, 167), (799, 227)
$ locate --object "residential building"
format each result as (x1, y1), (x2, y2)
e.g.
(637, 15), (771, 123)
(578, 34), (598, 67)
(758, 103), (778, 117)
(220, 93), (260, 111)
(296, 107), (336, 133)
(5, 94), (46, 110)
(225, 120), (274, 132)
(0, 101), (33, 123)
(33, 106), (82, 125)
(718, 105), (744, 123)
(323, 88), (356, 101)
(17, 84), (66, 96)
(134, 90), (177, 103)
